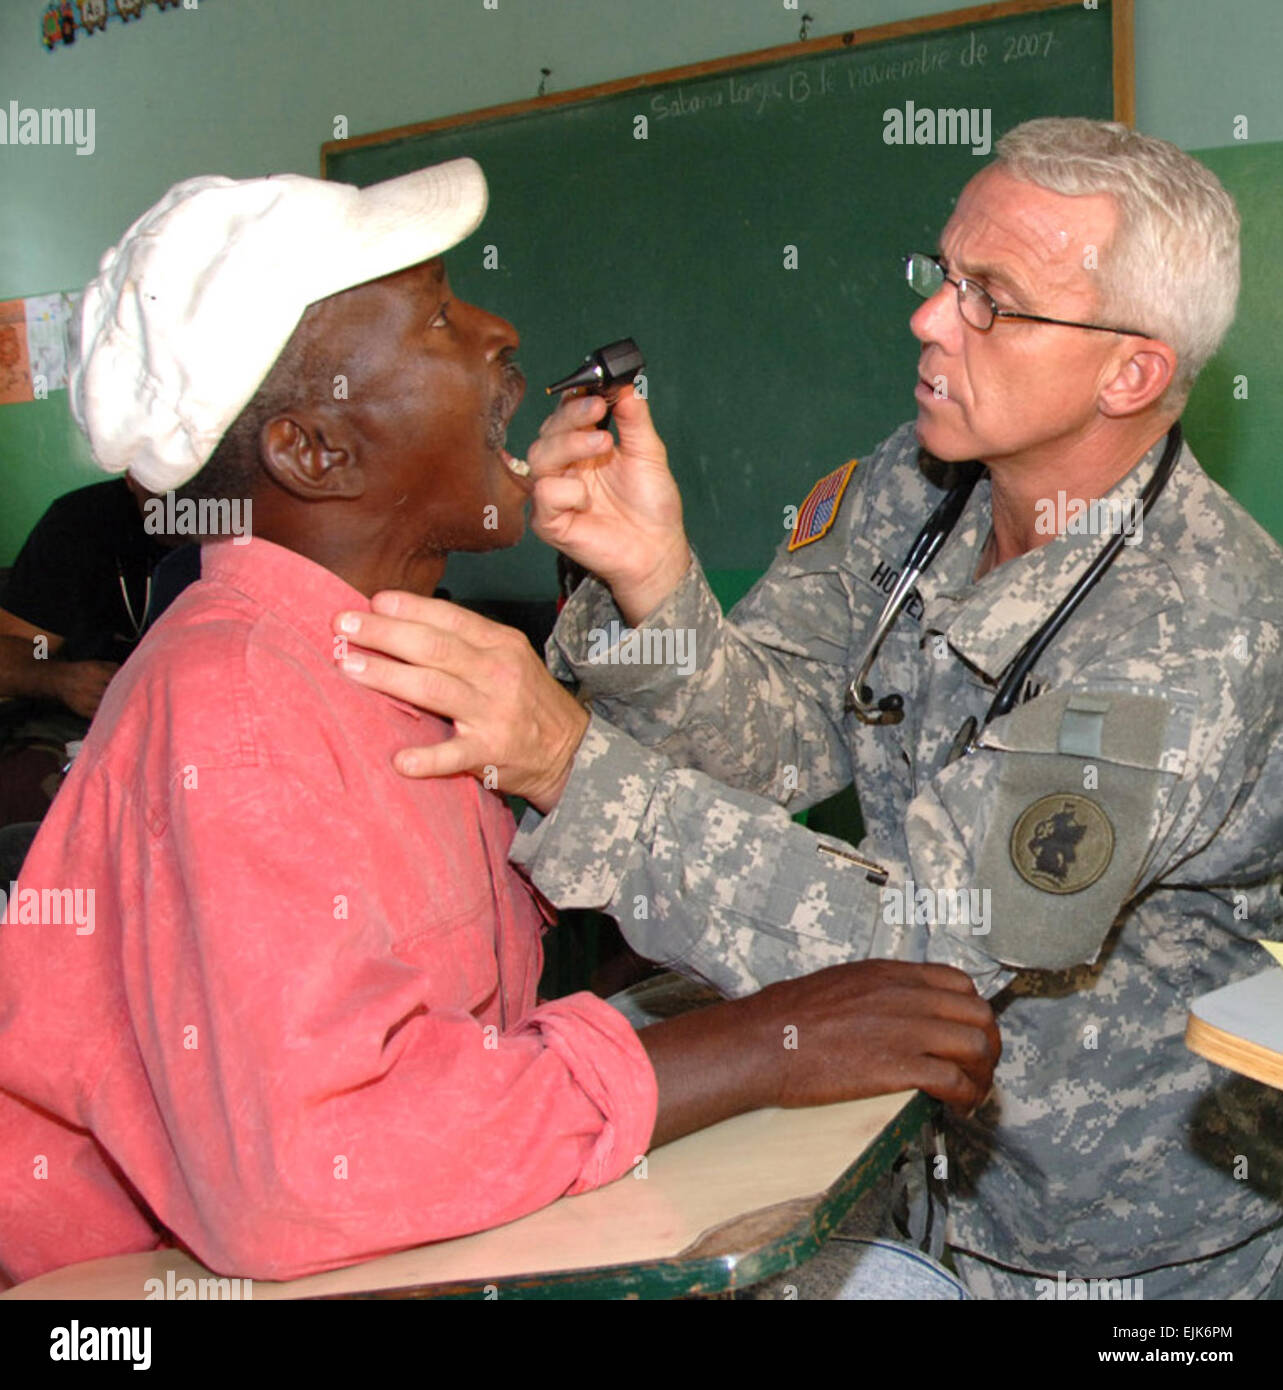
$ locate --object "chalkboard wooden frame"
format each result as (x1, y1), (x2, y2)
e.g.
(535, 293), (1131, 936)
(321, 0), (1133, 175)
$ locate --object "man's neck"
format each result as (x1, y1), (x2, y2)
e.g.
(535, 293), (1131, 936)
(320, 550), (448, 601)
(975, 414), (1176, 580)
(248, 505), (448, 599)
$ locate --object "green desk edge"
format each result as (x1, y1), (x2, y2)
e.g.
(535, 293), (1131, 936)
(314, 1090), (937, 1301)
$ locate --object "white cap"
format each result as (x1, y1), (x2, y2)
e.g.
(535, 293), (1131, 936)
(69, 159), (489, 493)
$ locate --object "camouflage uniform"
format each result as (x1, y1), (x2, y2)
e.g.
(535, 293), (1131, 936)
(511, 421), (1283, 1296)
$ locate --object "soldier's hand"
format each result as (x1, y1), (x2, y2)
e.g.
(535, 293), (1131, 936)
(332, 595), (589, 812)
(746, 959), (1000, 1115)
(50, 660), (119, 718)
(528, 387), (691, 625)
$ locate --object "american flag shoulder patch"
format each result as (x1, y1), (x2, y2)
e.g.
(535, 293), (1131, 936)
(788, 459), (858, 551)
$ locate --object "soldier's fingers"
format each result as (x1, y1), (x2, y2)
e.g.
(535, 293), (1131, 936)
(337, 609), (478, 680)
(338, 646), (476, 725)
(537, 390), (606, 439)
(531, 472), (592, 516)
(366, 591), (513, 647)
(343, 593), (535, 664)
(390, 735), (481, 782)
(527, 423), (613, 479)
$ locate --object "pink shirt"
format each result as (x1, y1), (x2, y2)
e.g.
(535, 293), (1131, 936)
(0, 537), (656, 1287)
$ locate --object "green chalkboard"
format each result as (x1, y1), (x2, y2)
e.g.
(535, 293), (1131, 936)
(1179, 140), (1283, 549)
(324, 1), (1125, 601)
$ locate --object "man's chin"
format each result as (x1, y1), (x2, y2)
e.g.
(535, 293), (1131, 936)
(456, 513), (528, 554)
(913, 412), (977, 463)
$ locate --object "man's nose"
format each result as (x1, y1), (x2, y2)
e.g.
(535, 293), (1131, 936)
(472, 302), (520, 361)
(910, 284), (961, 347)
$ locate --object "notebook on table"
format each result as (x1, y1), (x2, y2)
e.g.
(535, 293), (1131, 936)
(1186, 949), (1283, 1091)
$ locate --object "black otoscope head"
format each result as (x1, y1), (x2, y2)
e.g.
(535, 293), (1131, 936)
(546, 338), (645, 398)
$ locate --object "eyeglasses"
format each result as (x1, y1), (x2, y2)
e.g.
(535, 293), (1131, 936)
(904, 252), (1150, 338)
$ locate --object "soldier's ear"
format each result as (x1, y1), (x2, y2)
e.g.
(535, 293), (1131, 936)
(1098, 340), (1177, 418)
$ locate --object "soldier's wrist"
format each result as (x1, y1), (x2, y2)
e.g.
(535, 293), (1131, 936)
(610, 540), (692, 628)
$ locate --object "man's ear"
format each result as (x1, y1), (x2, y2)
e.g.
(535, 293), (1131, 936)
(1098, 339), (1178, 419)
(258, 411), (366, 501)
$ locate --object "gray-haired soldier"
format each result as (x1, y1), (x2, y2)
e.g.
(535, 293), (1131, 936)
(342, 119), (1283, 1298)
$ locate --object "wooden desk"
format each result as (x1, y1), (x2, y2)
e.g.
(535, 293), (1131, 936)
(1186, 969), (1283, 1091)
(3, 1090), (931, 1301)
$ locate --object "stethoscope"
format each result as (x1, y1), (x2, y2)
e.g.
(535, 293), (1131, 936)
(845, 422), (1183, 761)
(116, 558), (153, 642)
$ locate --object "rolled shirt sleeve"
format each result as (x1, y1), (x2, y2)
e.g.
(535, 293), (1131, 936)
(0, 545), (660, 1287)
(0, 754), (656, 1284)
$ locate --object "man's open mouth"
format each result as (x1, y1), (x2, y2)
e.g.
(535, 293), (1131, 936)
(487, 364), (527, 450)
(489, 364), (530, 477)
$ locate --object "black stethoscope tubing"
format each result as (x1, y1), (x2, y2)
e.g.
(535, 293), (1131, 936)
(846, 421), (1184, 750)
(986, 421), (1182, 723)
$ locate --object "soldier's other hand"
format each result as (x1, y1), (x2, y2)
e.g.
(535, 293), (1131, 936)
(528, 387), (691, 625)
(749, 959), (1000, 1116)
(332, 594), (589, 813)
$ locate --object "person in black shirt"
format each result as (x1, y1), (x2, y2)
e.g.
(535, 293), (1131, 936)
(0, 476), (194, 832)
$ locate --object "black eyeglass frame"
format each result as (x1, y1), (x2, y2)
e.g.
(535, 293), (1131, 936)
(905, 252), (1151, 338)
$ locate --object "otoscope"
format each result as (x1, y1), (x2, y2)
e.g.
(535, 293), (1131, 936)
(545, 338), (645, 428)
(505, 339), (645, 476)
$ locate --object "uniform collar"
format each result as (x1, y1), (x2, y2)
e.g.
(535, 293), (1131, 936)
(917, 429), (1185, 681)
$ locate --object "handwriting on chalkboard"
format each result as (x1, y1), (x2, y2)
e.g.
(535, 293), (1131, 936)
(647, 28), (1059, 123)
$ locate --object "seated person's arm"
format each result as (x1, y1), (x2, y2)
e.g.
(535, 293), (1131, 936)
(0, 606), (116, 716)
(15, 735), (655, 1281)
(640, 959), (998, 1149)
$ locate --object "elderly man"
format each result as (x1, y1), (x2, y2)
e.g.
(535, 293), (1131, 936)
(340, 120), (1283, 1298)
(0, 161), (999, 1290)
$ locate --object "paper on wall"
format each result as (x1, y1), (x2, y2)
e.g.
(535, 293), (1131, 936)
(25, 292), (75, 393)
(0, 298), (33, 405)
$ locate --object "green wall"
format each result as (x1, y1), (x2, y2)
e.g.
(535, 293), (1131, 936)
(1180, 142), (1283, 545)
(3, 0), (1282, 585)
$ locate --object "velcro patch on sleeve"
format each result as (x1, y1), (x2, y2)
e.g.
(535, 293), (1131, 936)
(788, 460), (858, 551)
(971, 690), (1180, 969)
